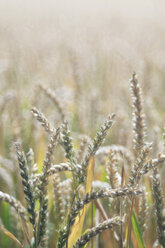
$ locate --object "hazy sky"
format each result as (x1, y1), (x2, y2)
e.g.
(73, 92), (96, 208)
(0, 0), (165, 85)
(0, 0), (164, 25)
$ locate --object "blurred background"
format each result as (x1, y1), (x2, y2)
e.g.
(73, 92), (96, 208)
(0, 0), (165, 147)
(0, 0), (165, 128)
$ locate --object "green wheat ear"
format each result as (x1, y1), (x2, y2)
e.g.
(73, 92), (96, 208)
(15, 143), (37, 245)
(152, 168), (165, 246)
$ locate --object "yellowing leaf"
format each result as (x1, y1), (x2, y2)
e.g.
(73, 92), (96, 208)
(0, 225), (23, 247)
(68, 156), (94, 248)
(85, 156), (94, 194)
(37, 130), (46, 172)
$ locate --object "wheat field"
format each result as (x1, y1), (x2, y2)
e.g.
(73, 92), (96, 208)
(0, 1), (165, 247)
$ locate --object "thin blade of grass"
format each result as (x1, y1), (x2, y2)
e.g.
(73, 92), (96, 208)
(131, 211), (146, 248)
(120, 164), (125, 248)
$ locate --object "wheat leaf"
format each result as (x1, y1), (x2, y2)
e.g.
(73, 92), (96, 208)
(68, 156), (94, 248)
(132, 211), (146, 248)
(0, 224), (23, 247)
(37, 130), (46, 172)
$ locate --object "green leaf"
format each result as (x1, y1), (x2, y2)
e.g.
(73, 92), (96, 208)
(0, 224), (23, 247)
(132, 211), (146, 248)
(0, 202), (12, 247)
